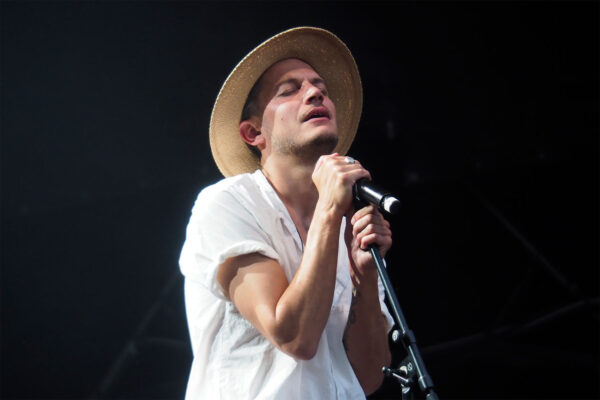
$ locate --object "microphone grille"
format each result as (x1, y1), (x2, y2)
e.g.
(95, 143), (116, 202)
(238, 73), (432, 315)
(382, 196), (401, 215)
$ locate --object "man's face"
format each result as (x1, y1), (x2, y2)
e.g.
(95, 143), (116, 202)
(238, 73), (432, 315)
(256, 58), (338, 160)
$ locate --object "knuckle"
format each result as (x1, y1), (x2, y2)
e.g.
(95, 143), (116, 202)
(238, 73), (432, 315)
(340, 173), (353, 185)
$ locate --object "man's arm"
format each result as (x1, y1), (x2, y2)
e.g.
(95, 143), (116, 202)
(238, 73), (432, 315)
(217, 154), (370, 360)
(343, 205), (393, 394)
(217, 204), (341, 359)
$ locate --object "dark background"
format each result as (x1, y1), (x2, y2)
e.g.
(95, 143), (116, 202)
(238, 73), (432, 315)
(1, 1), (598, 399)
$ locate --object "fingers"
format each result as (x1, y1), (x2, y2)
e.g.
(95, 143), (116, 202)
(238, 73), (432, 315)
(350, 205), (389, 231)
(313, 152), (337, 173)
(350, 205), (392, 250)
(356, 231), (393, 250)
(312, 154), (372, 215)
(315, 154), (371, 181)
(351, 204), (383, 225)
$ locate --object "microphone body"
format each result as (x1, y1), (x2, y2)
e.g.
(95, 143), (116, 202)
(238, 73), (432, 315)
(353, 178), (401, 215)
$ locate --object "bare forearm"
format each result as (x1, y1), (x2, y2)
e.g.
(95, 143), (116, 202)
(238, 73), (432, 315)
(274, 205), (343, 359)
(226, 155), (371, 360)
(344, 272), (391, 394)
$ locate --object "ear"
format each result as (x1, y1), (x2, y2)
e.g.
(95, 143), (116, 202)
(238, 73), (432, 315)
(239, 117), (265, 149)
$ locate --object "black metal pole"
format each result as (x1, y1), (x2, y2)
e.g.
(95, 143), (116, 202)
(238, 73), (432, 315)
(370, 246), (439, 400)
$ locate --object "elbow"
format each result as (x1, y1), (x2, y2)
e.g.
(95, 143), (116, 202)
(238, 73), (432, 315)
(359, 349), (391, 395)
(292, 344), (319, 361)
(362, 375), (385, 396)
(281, 339), (319, 360)
(274, 327), (320, 360)
(271, 319), (320, 360)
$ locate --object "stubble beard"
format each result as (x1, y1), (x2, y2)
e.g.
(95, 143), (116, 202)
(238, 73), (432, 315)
(273, 133), (339, 165)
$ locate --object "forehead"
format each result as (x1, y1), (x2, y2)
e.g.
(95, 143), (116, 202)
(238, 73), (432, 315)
(260, 58), (323, 86)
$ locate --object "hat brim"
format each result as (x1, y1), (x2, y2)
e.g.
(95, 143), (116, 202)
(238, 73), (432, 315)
(209, 27), (362, 177)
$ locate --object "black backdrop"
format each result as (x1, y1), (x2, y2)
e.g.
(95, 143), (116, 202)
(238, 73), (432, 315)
(2, 2), (598, 399)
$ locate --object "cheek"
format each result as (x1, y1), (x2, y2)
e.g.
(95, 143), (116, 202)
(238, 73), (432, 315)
(273, 103), (296, 124)
(261, 105), (277, 132)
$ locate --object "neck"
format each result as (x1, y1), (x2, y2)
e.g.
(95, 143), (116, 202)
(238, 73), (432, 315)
(262, 154), (319, 233)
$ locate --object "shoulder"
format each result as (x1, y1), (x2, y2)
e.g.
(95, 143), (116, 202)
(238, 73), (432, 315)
(190, 170), (272, 220)
(195, 172), (257, 206)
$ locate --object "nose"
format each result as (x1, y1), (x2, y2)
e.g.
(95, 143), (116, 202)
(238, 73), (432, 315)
(304, 82), (324, 104)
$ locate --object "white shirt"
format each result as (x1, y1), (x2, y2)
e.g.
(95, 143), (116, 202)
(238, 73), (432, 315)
(179, 170), (393, 400)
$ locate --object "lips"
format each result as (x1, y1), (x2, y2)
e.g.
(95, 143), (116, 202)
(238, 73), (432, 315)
(302, 107), (330, 122)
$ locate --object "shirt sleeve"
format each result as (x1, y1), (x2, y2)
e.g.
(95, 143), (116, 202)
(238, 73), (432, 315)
(378, 274), (395, 333)
(179, 186), (280, 300)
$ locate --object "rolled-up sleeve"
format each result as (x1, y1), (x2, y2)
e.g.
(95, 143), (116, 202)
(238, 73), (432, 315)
(378, 278), (395, 333)
(180, 186), (280, 300)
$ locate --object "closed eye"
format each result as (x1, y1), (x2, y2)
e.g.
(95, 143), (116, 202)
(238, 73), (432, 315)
(277, 82), (299, 96)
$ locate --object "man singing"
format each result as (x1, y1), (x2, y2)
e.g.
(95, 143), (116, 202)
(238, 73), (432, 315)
(180, 27), (394, 399)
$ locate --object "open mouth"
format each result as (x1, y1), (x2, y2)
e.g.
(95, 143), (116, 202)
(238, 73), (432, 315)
(303, 108), (330, 122)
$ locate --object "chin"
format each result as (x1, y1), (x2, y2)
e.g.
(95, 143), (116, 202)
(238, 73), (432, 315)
(305, 134), (339, 158)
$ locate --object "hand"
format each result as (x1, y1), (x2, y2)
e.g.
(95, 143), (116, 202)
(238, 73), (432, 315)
(345, 205), (392, 283)
(312, 153), (370, 217)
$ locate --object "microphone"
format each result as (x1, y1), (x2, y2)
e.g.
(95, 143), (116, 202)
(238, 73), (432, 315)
(353, 178), (401, 215)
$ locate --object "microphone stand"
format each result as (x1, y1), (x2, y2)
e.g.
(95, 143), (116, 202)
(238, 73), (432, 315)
(370, 245), (439, 400)
(353, 182), (438, 399)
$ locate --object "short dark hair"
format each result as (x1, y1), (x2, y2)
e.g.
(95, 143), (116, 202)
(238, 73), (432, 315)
(240, 77), (264, 160)
(241, 80), (262, 122)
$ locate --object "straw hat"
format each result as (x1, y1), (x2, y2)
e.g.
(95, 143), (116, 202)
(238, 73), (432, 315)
(209, 26), (363, 177)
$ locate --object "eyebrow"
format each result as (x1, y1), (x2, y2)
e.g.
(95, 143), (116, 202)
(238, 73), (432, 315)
(276, 76), (327, 88)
